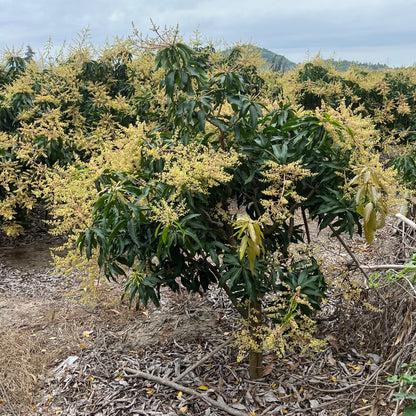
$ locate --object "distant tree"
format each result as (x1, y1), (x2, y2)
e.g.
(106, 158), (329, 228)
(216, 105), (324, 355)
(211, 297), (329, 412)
(24, 45), (35, 63)
(270, 55), (288, 73)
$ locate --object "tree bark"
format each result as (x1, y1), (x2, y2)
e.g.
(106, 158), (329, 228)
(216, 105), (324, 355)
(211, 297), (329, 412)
(248, 299), (263, 379)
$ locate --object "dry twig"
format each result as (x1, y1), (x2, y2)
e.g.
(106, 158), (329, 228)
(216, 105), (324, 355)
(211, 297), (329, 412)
(0, 377), (17, 416)
(329, 225), (371, 285)
(174, 336), (234, 382)
(329, 224), (388, 305)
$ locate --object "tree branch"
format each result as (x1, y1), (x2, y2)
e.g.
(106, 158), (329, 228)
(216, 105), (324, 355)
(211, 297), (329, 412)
(123, 368), (250, 416)
(301, 207), (311, 244)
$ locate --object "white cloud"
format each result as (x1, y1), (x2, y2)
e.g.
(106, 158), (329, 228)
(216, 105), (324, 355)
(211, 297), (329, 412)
(0, 0), (415, 67)
(108, 11), (125, 23)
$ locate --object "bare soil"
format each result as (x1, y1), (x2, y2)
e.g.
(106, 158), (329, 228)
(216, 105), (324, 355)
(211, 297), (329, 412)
(0, 218), (415, 416)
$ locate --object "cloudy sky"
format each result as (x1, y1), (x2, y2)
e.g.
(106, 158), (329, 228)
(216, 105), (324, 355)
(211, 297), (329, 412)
(0, 0), (415, 67)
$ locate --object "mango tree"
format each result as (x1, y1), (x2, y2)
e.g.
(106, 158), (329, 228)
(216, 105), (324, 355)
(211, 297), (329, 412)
(78, 35), (395, 378)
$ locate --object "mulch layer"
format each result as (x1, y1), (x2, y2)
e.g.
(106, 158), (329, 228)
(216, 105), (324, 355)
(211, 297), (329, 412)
(0, 217), (415, 416)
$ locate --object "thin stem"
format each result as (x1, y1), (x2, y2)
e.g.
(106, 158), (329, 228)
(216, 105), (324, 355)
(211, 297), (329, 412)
(329, 224), (387, 305)
(301, 207), (311, 244)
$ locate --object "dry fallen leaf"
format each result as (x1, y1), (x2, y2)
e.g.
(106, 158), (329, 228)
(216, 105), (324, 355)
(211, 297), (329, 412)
(263, 363), (274, 376)
(327, 351), (337, 366)
(218, 377), (224, 392)
(327, 334), (340, 352)
(289, 361), (299, 371)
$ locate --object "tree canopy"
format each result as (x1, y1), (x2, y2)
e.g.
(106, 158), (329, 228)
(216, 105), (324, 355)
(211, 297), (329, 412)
(0, 29), (411, 378)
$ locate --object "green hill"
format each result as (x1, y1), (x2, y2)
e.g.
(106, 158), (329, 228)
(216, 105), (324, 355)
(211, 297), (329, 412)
(225, 46), (391, 73)
(257, 47), (297, 72)
(259, 48), (390, 72)
(322, 59), (389, 72)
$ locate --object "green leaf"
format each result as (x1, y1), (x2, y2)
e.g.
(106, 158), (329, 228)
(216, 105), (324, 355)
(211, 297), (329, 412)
(219, 267), (241, 287)
(222, 254), (241, 267)
(244, 169), (257, 185)
(209, 247), (219, 267)
(165, 70), (176, 96)
(93, 194), (110, 214)
(196, 110), (206, 131)
(247, 222), (257, 243)
(246, 245), (256, 275)
(363, 202), (373, 223)
(210, 117), (227, 132)
(108, 220), (127, 245)
(154, 50), (163, 71)
(127, 218), (140, 246)
(161, 225), (170, 244)
(229, 268), (243, 289)
(155, 223), (162, 237)
(403, 407), (416, 416)
(249, 104), (259, 129)
(239, 235), (248, 260)
(184, 228), (202, 250)
(84, 229), (95, 259)
(363, 202), (377, 244)
(77, 232), (86, 253)
(242, 268), (255, 299)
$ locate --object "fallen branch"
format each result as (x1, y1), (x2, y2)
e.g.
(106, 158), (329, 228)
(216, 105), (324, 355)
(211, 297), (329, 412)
(361, 265), (416, 270)
(123, 367), (250, 416)
(175, 336), (234, 382)
(351, 404), (372, 414)
(396, 213), (416, 230)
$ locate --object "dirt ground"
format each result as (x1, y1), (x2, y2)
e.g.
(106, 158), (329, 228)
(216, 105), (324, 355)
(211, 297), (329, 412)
(0, 217), (415, 416)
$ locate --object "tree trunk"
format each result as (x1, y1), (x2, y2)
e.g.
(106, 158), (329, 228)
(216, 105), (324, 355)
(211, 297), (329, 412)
(248, 299), (263, 379)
